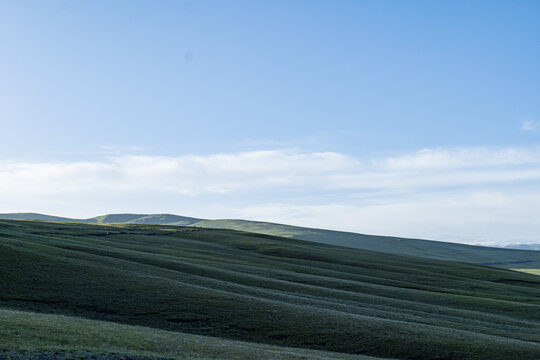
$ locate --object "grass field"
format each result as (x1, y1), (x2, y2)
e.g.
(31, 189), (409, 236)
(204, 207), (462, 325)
(191, 219), (540, 270)
(513, 269), (540, 276)
(0, 309), (379, 360)
(0, 220), (539, 359)
(2, 213), (539, 271)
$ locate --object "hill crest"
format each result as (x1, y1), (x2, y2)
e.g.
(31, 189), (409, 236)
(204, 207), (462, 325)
(0, 212), (538, 270)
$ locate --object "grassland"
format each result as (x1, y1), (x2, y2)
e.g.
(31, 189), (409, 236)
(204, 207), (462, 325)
(2, 213), (539, 270)
(0, 220), (539, 359)
(513, 269), (540, 276)
(191, 219), (540, 270)
(0, 309), (378, 360)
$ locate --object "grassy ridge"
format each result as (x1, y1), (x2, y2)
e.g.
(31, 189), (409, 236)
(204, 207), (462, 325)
(2, 212), (539, 269)
(0, 220), (539, 359)
(0, 213), (202, 226)
(0, 309), (378, 360)
(191, 219), (540, 269)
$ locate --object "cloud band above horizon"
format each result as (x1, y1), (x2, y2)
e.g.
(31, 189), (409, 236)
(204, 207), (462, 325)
(2, 146), (540, 246)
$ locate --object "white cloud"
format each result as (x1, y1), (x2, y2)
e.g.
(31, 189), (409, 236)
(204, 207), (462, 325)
(520, 119), (540, 132)
(2, 146), (540, 245)
(225, 189), (540, 246)
(381, 147), (540, 170)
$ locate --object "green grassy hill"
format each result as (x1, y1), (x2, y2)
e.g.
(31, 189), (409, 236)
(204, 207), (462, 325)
(1, 213), (538, 270)
(0, 220), (539, 359)
(0, 309), (377, 360)
(0, 213), (204, 226)
(193, 219), (540, 270)
(0, 213), (81, 222)
(91, 214), (201, 226)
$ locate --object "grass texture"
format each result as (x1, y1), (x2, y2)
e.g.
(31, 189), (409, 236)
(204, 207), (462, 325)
(1, 213), (539, 270)
(0, 220), (538, 359)
(0, 309), (379, 360)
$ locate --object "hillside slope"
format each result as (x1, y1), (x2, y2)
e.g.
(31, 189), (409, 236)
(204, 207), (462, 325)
(0, 213), (204, 226)
(193, 219), (540, 269)
(1, 213), (539, 269)
(0, 213), (80, 222)
(0, 309), (378, 360)
(0, 220), (539, 360)
(91, 214), (201, 226)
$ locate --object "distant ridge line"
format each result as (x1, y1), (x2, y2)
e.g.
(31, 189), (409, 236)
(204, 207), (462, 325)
(0, 212), (538, 270)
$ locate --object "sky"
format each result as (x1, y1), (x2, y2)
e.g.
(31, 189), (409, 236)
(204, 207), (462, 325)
(1, 0), (540, 245)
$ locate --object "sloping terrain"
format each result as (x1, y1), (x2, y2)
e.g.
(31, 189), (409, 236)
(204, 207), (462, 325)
(1, 213), (539, 269)
(0, 220), (539, 360)
(190, 219), (540, 269)
(0, 213), (202, 226)
(0, 309), (376, 360)
(0, 213), (81, 222)
(91, 214), (201, 226)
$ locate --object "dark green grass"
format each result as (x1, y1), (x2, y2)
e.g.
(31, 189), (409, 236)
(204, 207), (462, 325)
(0, 309), (377, 360)
(0, 351), (172, 360)
(2, 213), (539, 269)
(0, 220), (539, 360)
(191, 219), (540, 270)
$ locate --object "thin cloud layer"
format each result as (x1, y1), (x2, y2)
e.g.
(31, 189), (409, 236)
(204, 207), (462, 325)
(382, 147), (540, 170)
(521, 120), (540, 132)
(1, 146), (540, 245)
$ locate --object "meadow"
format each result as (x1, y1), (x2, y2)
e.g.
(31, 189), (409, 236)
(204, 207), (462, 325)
(2, 213), (539, 271)
(0, 220), (538, 359)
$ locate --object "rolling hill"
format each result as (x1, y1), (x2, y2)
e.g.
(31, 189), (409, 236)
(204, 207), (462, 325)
(1, 212), (539, 270)
(189, 219), (540, 270)
(0, 219), (539, 359)
(0, 213), (200, 226)
(0, 309), (375, 360)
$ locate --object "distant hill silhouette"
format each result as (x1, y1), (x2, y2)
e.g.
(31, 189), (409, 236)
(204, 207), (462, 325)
(1, 212), (538, 269)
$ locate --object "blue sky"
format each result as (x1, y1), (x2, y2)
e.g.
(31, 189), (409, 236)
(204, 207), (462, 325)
(1, 1), (540, 245)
